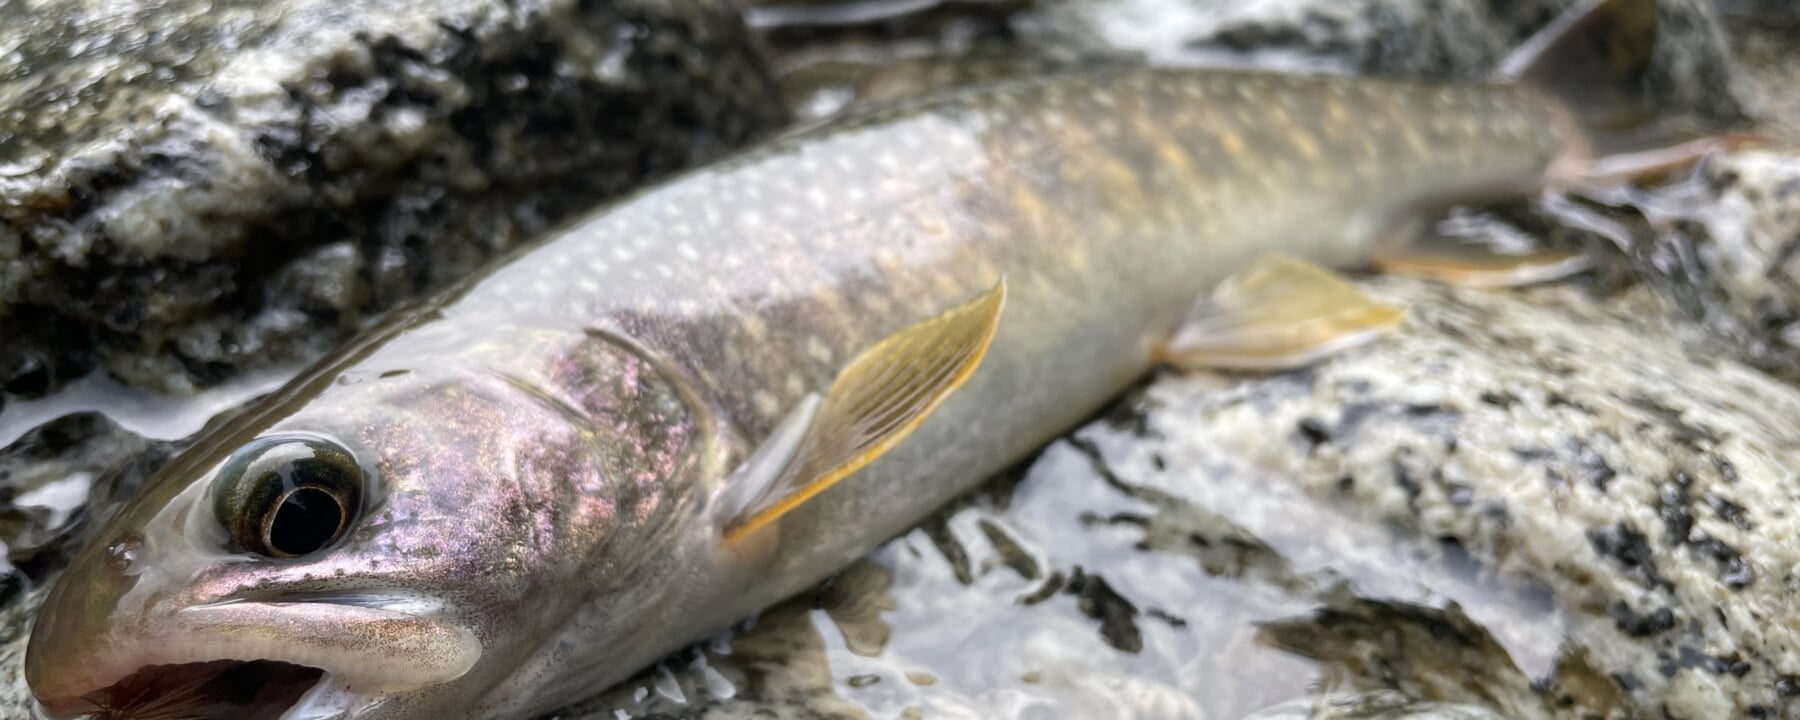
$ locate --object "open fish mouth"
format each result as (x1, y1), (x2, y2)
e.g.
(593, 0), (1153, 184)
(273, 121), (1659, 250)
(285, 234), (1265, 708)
(66, 660), (324, 720)
(29, 598), (483, 720)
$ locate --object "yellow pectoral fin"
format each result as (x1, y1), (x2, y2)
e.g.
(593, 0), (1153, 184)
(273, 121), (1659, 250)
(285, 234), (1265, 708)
(723, 279), (1008, 542)
(1162, 254), (1404, 372)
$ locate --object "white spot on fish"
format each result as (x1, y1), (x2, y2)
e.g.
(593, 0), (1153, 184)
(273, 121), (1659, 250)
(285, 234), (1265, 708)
(677, 243), (699, 261)
(753, 391), (781, 418)
(806, 336), (833, 363)
(784, 373), (806, 398)
(741, 314), (768, 340)
(655, 264), (675, 279)
(612, 246), (634, 262)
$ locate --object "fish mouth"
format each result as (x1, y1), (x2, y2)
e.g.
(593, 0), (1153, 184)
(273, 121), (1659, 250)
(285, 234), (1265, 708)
(48, 660), (326, 720)
(30, 599), (482, 720)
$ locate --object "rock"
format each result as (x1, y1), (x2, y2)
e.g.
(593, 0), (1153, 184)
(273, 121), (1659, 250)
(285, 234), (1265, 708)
(1013, 0), (1750, 126)
(553, 278), (1800, 719)
(1713, 0), (1800, 26)
(0, 413), (168, 579)
(1241, 692), (1508, 720)
(1727, 18), (1800, 144)
(0, 0), (786, 399)
(1559, 148), (1800, 383)
(0, 587), (46, 719)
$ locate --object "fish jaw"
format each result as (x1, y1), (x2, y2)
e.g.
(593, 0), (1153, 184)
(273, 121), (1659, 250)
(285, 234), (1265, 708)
(25, 542), (481, 720)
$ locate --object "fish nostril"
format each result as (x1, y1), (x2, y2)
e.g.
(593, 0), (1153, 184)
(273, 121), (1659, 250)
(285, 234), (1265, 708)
(103, 533), (143, 572)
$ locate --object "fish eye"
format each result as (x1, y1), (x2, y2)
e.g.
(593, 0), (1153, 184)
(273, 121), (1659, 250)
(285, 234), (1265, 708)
(211, 435), (365, 559)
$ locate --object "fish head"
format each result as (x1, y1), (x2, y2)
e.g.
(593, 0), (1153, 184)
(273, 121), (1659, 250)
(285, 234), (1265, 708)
(25, 347), (699, 720)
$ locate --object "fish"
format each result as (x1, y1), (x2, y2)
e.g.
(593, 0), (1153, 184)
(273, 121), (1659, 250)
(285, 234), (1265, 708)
(22, 0), (1734, 717)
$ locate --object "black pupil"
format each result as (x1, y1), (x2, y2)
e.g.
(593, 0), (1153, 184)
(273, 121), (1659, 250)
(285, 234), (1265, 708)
(268, 487), (344, 556)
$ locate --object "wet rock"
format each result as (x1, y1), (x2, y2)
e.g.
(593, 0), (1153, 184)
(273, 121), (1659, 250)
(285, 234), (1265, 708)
(1014, 0), (1749, 126)
(1100, 278), (1800, 718)
(1241, 692), (1508, 720)
(1680, 151), (1800, 359)
(1713, 0), (1800, 26)
(1731, 22), (1800, 145)
(0, 588), (46, 719)
(0, 0), (786, 399)
(0, 413), (168, 581)
(1563, 148), (1800, 382)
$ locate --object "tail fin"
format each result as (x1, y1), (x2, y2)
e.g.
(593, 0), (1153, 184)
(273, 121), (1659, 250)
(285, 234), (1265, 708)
(1496, 0), (1762, 185)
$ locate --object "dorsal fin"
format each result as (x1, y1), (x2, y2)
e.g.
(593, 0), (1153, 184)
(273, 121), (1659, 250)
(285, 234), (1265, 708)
(722, 279), (1007, 541)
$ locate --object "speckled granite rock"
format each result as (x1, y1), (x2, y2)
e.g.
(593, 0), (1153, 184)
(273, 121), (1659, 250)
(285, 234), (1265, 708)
(1554, 148), (1800, 383)
(1013, 0), (1749, 126)
(533, 277), (1800, 720)
(0, 0), (785, 399)
(0, 587), (45, 718)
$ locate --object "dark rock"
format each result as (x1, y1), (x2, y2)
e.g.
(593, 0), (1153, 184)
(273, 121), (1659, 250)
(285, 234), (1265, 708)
(1015, 0), (1750, 126)
(1713, 0), (1800, 26)
(0, 413), (166, 581)
(0, 0), (786, 398)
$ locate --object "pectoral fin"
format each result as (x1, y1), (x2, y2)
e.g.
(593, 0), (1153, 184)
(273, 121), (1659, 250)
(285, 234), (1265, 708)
(723, 279), (1007, 541)
(1371, 245), (1592, 288)
(1161, 255), (1403, 371)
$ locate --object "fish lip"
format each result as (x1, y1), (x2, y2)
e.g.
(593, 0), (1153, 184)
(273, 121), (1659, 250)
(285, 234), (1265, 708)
(29, 597), (480, 719)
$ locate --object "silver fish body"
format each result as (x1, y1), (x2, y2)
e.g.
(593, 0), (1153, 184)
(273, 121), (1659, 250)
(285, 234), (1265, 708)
(29, 63), (1582, 720)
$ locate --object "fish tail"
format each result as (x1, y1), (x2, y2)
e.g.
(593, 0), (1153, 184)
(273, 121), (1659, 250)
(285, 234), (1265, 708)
(1496, 0), (1765, 186)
